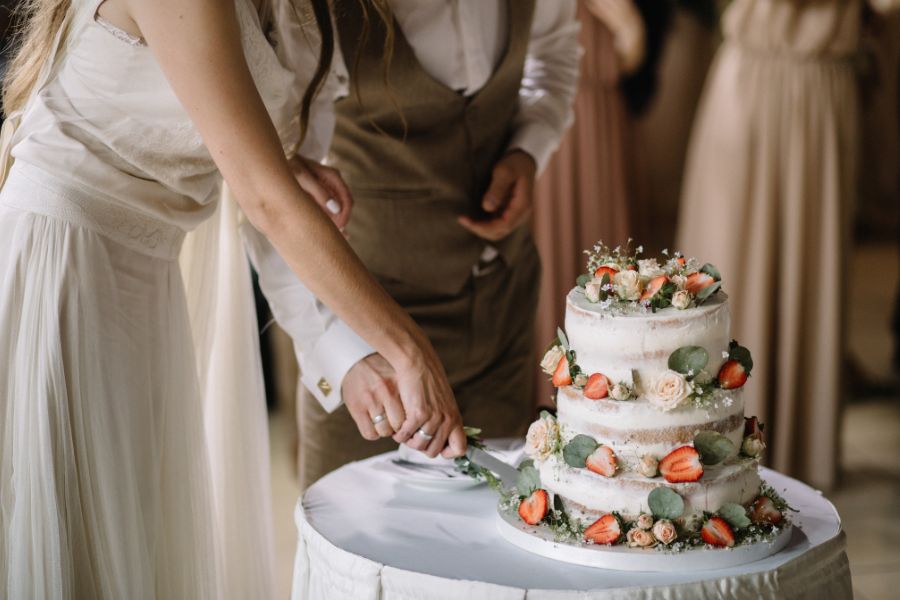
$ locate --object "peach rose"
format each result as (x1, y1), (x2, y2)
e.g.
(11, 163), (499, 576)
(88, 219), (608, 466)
(648, 370), (693, 412)
(540, 345), (565, 375)
(638, 454), (659, 478)
(524, 415), (560, 460)
(652, 519), (678, 545)
(613, 270), (642, 302)
(636, 514), (654, 530)
(626, 527), (657, 548)
(672, 290), (691, 310)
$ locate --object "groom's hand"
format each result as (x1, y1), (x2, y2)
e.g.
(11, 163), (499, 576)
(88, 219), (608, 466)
(343, 354), (407, 441)
(458, 150), (536, 242)
(289, 156), (354, 231)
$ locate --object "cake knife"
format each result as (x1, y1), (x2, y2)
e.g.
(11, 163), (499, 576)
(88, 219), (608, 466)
(465, 446), (521, 490)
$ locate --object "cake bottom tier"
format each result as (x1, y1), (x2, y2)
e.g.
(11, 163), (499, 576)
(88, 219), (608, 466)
(539, 456), (761, 520)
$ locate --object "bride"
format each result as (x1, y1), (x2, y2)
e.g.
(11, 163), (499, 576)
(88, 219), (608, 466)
(0, 0), (465, 596)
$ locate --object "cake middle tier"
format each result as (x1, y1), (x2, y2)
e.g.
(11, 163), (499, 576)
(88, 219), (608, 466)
(556, 385), (745, 467)
(564, 288), (731, 387)
(539, 455), (761, 521)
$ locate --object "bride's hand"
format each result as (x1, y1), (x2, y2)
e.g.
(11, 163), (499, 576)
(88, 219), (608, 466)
(584, 0), (646, 75)
(289, 156), (354, 231)
(389, 335), (467, 459)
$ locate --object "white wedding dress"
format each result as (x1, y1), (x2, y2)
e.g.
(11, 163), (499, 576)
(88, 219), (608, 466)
(0, 0), (327, 597)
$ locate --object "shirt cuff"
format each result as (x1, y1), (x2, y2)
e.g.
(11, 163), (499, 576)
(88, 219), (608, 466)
(507, 121), (560, 175)
(298, 319), (376, 413)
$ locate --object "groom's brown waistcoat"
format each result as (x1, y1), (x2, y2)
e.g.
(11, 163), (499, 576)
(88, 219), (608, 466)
(330, 0), (537, 295)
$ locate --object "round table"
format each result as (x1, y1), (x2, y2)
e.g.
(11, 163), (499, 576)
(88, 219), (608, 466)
(292, 449), (852, 600)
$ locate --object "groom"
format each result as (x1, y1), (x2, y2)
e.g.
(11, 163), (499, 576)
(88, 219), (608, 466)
(295, 0), (580, 489)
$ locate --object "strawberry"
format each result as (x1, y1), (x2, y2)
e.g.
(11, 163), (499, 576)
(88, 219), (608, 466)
(685, 272), (716, 295)
(584, 513), (622, 545)
(518, 489), (549, 525)
(586, 445), (617, 477)
(718, 359), (748, 389)
(552, 355), (572, 387)
(583, 373), (610, 399)
(675, 256), (686, 267)
(640, 275), (669, 301)
(701, 516), (735, 547)
(659, 446), (703, 483)
(594, 265), (619, 281)
(749, 496), (783, 525)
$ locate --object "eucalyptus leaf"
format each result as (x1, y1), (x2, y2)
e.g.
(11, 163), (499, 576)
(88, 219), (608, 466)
(518, 458), (535, 470)
(576, 274), (590, 289)
(696, 281), (722, 304)
(719, 502), (752, 529)
(563, 434), (599, 468)
(557, 327), (570, 351)
(516, 464), (542, 496)
(648, 487), (685, 520)
(694, 430), (736, 465)
(668, 346), (709, 377)
(700, 263), (722, 281)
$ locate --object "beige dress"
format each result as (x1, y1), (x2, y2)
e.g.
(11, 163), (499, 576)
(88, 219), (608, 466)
(533, 8), (635, 406)
(677, 0), (860, 491)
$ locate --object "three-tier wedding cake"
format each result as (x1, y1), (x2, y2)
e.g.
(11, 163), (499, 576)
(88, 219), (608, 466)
(513, 242), (790, 553)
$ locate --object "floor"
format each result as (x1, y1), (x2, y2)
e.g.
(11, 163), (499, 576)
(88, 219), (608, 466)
(268, 241), (900, 599)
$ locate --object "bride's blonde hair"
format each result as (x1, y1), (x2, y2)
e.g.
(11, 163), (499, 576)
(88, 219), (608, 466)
(2, 0), (72, 114)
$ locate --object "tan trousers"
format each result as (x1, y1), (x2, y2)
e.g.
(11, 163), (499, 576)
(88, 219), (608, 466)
(298, 243), (541, 490)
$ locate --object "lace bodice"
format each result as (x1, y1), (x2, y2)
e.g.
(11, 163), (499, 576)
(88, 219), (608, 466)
(10, 0), (316, 230)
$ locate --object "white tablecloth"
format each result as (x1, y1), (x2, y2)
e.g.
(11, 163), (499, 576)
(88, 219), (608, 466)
(292, 450), (851, 599)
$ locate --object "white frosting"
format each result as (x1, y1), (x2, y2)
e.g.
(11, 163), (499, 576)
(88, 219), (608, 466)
(540, 456), (761, 519)
(564, 289), (731, 387)
(556, 386), (745, 466)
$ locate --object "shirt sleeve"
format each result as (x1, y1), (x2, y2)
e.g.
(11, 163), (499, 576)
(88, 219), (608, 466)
(243, 14), (364, 413)
(507, 0), (581, 174)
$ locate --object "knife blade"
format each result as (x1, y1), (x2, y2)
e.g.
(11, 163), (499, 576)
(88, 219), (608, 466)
(465, 446), (520, 490)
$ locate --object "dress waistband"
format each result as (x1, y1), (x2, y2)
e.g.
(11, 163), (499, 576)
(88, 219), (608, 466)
(0, 161), (185, 260)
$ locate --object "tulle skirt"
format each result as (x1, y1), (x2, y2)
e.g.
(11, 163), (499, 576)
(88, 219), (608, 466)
(0, 163), (220, 598)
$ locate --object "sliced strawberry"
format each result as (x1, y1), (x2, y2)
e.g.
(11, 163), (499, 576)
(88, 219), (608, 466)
(552, 355), (572, 387)
(518, 489), (549, 525)
(659, 446), (703, 483)
(583, 373), (610, 399)
(685, 272), (716, 295)
(718, 360), (748, 389)
(586, 445), (617, 477)
(640, 275), (669, 301)
(701, 516), (735, 547)
(594, 265), (619, 281)
(749, 496), (783, 525)
(584, 513), (622, 545)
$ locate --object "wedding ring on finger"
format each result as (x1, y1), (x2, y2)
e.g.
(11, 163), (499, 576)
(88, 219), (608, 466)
(415, 428), (435, 442)
(371, 413), (387, 426)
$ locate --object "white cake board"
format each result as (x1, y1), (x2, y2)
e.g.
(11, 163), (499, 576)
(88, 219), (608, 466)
(497, 507), (792, 572)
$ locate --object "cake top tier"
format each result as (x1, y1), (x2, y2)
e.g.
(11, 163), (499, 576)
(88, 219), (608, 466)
(576, 241), (723, 315)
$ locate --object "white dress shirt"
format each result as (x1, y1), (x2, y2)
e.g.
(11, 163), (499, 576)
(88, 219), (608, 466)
(253, 0), (580, 411)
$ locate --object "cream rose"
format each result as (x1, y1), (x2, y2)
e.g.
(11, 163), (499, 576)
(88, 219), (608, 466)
(652, 519), (678, 545)
(672, 290), (692, 310)
(613, 270), (642, 302)
(524, 416), (560, 460)
(585, 278), (604, 303)
(540, 345), (565, 375)
(638, 454), (659, 478)
(626, 528), (657, 548)
(636, 513), (654, 531)
(741, 435), (766, 458)
(670, 274), (688, 290)
(638, 259), (665, 279)
(610, 382), (632, 401)
(648, 370), (693, 411)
